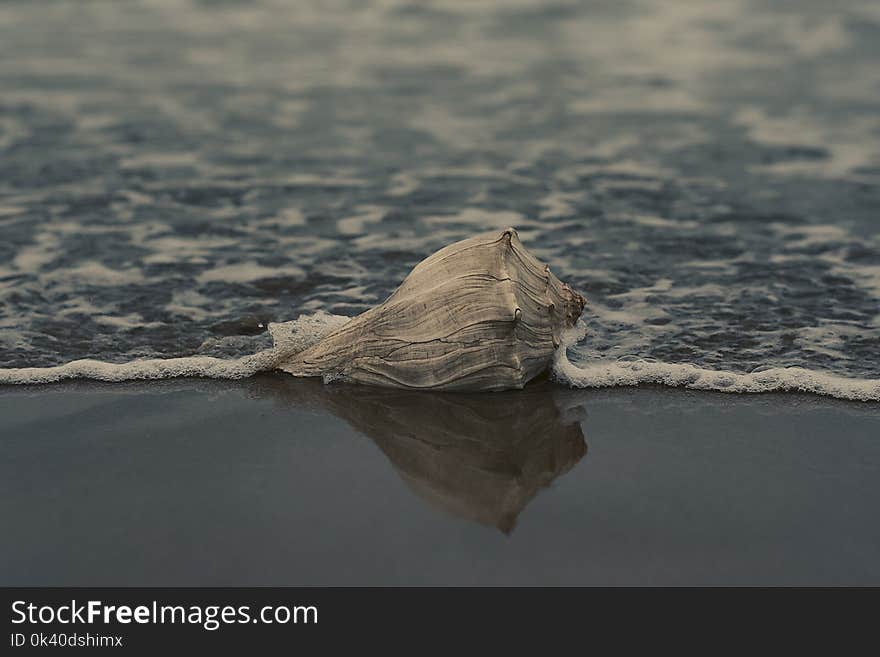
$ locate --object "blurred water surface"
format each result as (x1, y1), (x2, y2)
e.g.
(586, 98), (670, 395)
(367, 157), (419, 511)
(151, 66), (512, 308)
(0, 0), (878, 379)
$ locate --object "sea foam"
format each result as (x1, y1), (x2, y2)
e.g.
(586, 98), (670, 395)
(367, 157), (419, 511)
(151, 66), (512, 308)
(1, 312), (878, 401)
(552, 322), (880, 402)
(0, 312), (349, 386)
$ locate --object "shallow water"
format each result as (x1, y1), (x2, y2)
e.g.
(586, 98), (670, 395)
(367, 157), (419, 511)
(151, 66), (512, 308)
(0, 1), (878, 395)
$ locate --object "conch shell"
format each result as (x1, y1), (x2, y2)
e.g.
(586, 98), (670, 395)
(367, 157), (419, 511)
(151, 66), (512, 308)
(279, 228), (586, 391)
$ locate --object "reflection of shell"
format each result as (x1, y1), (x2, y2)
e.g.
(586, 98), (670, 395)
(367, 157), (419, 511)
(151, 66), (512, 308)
(279, 228), (586, 391)
(244, 375), (588, 534)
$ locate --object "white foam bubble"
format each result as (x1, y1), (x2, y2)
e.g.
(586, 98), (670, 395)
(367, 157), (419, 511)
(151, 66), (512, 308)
(552, 323), (880, 402)
(197, 263), (306, 284)
(0, 312), (349, 385)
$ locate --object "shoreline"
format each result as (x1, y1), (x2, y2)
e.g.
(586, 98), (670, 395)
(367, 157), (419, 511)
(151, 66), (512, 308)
(3, 373), (879, 404)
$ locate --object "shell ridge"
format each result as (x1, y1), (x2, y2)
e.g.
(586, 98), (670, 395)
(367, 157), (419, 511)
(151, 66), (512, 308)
(276, 228), (586, 391)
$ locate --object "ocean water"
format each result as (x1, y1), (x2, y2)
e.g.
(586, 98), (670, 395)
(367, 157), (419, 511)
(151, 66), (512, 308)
(0, 0), (878, 399)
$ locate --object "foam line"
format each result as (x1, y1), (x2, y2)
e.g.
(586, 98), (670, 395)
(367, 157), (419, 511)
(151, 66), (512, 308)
(0, 312), (349, 385)
(2, 312), (878, 401)
(552, 326), (880, 402)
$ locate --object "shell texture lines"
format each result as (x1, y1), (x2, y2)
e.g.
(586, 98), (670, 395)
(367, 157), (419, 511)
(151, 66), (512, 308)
(279, 228), (586, 391)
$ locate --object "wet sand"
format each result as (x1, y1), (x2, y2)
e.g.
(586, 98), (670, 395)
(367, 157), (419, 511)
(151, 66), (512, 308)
(1, 376), (878, 586)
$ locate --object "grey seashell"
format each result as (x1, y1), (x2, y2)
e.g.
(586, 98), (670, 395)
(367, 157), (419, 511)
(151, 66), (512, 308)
(278, 228), (586, 391)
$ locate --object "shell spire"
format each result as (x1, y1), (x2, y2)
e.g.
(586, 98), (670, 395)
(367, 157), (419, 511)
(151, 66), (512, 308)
(278, 228), (586, 391)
